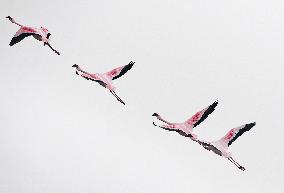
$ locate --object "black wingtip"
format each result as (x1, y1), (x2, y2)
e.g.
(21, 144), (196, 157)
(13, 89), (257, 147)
(246, 122), (256, 128)
(193, 101), (218, 128)
(227, 122), (256, 146)
(128, 61), (135, 68)
(127, 61), (135, 69)
(112, 61), (134, 80)
(212, 100), (218, 107)
(207, 100), (219, 113)
(9, 38), (17, 46)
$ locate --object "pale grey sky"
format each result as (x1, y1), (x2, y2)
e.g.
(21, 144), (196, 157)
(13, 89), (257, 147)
(0, 0), (284, 193)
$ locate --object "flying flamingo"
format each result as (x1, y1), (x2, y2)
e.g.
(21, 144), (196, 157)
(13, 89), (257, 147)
(152, 101), (218, 141)
(72, 61), (135, 105)
(6, 16), (60, 55)
(198, 122), (256, 171)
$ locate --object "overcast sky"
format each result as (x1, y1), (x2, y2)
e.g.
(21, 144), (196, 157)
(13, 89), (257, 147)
(1, 0), (284, 192)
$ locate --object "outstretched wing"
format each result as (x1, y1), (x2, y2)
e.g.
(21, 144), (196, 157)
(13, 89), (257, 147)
(10, 26), (39, 46)
(198, 140), (223, 156)
(80, 73), (107, 88)
(153, 122), (192, 137)
(105, 61), (134, 80)
(220, 122), (256, 147)
(185, 101), (218, 128)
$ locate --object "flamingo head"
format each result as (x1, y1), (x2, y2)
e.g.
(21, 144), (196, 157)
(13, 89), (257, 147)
(152, 113), (159, 117)
(6, 16), (14, 22)
(72, 64), (79, 68)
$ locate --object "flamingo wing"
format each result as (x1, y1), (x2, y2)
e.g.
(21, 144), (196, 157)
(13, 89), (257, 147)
(185, 101), (218, 128)
(153, 122), (193, 137)
(10, 27), (39, 46)
(221, 122), (256, 147)
(199, 140), (223, 156)
(81, 73), (107, 88)
(105, 61), (134, 80)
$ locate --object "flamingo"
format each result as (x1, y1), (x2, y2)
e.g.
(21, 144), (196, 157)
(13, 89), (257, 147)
(198, 122), (256, 171)
(72, 61), (135, 105)
(6, 16), (60, 55)
(152, 101), (218, 141)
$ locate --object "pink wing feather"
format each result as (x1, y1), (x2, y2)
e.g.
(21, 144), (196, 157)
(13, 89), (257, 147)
(185, 101), (218, 128)
(220, 122), (256, 147)
(10, 26), (39, 46)
(15, 26), (37, 35)
(105, 61), (134, 80)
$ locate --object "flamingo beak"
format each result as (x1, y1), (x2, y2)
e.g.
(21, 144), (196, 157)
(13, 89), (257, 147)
(72, 64), (78, 68)
(152, 113), (159, 117)
(6, 16), (11, 19)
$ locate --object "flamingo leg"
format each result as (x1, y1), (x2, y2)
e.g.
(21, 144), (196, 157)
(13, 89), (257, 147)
(228, 157), (245, 171)
(45, 42), (60, 55)
(228, 157), (239, 168)
(110, 90), (125, 105)
(230, 157), (245, 170)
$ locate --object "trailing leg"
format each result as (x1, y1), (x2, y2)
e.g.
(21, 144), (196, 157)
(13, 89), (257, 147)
(110, 90), (125, 105)
(228, 157), (245, 171)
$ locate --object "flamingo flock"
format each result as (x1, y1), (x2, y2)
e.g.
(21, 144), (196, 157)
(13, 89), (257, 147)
(5, 16), (256, 171)
(153, 101), (255, 170)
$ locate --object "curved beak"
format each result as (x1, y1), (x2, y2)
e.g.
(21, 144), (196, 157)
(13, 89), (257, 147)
(72, 64), (78, 68)
(152, 113), (159, 117)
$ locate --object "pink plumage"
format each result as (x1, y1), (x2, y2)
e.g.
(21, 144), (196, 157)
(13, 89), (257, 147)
(6, 16), (60, 55)
(199, 122), (256, 171)
(72, 61), (134, 105)
(152, 101), (218, 141)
